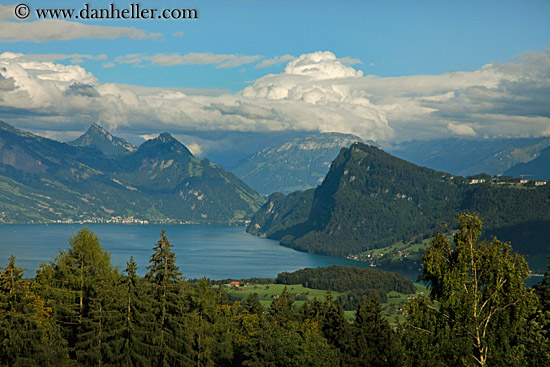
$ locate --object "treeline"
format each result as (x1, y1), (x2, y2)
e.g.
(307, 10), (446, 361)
(276, 266), (415, 307)
(2, 215), (550, 366)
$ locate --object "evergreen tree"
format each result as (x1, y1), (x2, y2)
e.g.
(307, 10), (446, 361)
(243, 317), (338, 367)
(0, 256), (68, 366)
(187, 278), (217, 367)
(351, 296), (403, 366)
(113, 257), (152, 366)
(144, 230), (191, 366)
(269, 287), (296, 325)
(33, 227), (118, 365)
(244, 292), (263, 315)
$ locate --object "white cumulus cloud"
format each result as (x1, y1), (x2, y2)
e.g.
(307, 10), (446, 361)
(1, 49), (549, 148)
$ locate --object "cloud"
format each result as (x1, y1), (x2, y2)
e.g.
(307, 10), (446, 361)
(65, 83), (100, 97)
(0, 73), (16, 91)
(181, 141), (203, 156)
(109, 52), (264, 69)
(0, 5), (161, 42)
(0, 52), (106, 63)
(151, 53), (263, 68)
(339, 56), (363, 65)
(113, 54), (147, 66)
(1, 49), (549, 148)
(448, 122), (477, 137)
(281, 51), (363, 79)
(256, 55), (296, 69)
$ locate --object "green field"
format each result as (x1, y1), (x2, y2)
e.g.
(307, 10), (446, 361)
(225, 282), (428, 324)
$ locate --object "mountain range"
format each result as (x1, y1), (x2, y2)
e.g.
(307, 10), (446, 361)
(247, 143), (550, 271)
(388, 137), (550, 177)
(504, 145), (550, 180)
(233, 133), (364, 195)
(0, 121), (263, 224)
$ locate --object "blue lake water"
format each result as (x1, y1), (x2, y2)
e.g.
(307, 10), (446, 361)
(0, 224), (373, 279)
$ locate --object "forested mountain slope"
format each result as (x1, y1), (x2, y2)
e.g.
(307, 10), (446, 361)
(248, 143), (550, 259)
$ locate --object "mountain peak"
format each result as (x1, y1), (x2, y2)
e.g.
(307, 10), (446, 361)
(157, 132), (176, 143)
(69, 123), (136, 156)
(135, 132), (193, 158)
(88, 123), (108, 134)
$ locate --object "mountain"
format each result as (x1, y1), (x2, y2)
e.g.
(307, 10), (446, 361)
(247, 143), (550, 265)
(388, 137), (550, 176)
(0, 121), (263, 224)
(503, 146), (550, 180)
(233, 133), (364, 195)
(68, 123), (136, 156)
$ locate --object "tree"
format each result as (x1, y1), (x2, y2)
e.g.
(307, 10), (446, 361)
(351, 296), (403, 367)
(114, 257), (151, 367)
(269, 287), (296, 325)
(33, 227), (118, 365)
(301, 292), (351, 365)
(144, 230), (191, 366)
(404, 213), (535, 367)
(244, 292), (263, 315)
(0, 256), (68, 366)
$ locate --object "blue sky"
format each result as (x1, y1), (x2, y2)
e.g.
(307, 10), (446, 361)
(0, 0), (549, 156)
(3, 0), (550, 88)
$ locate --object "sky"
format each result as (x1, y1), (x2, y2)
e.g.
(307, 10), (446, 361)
(0, 0), (549, 158)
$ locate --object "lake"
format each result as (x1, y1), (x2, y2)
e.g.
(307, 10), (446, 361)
(0, 224), (374, 279)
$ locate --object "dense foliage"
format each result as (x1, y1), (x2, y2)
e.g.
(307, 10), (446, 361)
(402, 213), (548, 367)
(276, 266), (415, 305)
(1, 217), (549, 366)
(248, 143), (550, 263)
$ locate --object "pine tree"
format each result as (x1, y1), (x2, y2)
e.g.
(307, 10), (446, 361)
(188, 278), (218, 367)
(269, 287), (295, 325)
(144, 230), (192, 366)
(351, 296), (403, 366)
(244, 292), (263, 315)
(113, 257), (152, 367)
(0, 256), (68, 366)
(33, 227), (118, 365)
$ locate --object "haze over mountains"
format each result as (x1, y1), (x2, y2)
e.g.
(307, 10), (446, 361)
(504, 145), (550, 180)
(387, 137), (550, 177)
(233, 133), (365, 195)
(0, 121), (262, 224)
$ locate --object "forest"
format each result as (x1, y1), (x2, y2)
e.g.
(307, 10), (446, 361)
(1, 213), (550, 366)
